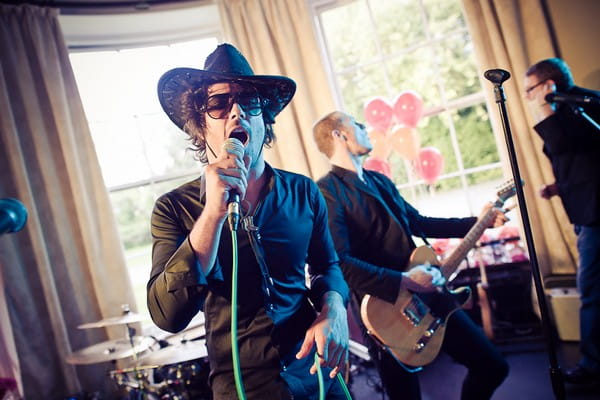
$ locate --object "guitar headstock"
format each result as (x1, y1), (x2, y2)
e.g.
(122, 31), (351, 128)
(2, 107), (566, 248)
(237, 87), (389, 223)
(494, 179), (520, 206)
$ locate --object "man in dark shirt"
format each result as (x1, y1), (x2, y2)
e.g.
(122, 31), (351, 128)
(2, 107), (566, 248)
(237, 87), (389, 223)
(313, 111), (509, 399)
(147, 44), (350, 400)
(524, 58), (600, 385)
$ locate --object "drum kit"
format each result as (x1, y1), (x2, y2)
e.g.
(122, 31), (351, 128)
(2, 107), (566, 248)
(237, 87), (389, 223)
(66, 307), (211, 400)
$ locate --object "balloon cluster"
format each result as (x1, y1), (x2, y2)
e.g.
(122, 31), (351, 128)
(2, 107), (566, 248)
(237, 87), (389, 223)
(362, 90), (444, 184)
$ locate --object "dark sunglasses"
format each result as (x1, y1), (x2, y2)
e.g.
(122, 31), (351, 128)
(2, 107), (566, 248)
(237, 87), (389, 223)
(201, 92), (263, 119)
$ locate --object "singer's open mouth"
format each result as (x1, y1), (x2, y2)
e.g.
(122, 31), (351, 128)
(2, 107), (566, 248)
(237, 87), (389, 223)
(229, 129), (248, 145)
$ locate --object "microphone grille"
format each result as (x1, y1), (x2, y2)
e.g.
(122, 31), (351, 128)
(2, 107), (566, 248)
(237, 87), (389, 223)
(222, 137), (245, 154)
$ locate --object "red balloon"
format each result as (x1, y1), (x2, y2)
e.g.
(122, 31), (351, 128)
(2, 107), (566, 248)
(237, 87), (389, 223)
(393, 90), (424, 128)
(364, 97), (394, 133)
(363, 156), (392, 179)
(415, 147), (443, 184)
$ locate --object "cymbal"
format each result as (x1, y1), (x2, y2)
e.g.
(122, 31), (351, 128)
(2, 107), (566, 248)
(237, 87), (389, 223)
(78, 312), (144, 329)
(66, 336), (153, 365)
(137, 340), (208, 365)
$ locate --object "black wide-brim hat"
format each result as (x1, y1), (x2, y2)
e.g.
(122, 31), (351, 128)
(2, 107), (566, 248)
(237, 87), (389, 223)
(158, 43), (296, 130)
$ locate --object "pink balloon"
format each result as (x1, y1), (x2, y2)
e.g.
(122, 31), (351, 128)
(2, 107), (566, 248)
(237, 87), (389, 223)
(390, 125), (420, 161)
(363, 156), (392, 179)
(364, 97), (394, 133)
(393, 90), (424, 128)
(368, 127), (393, 160)
(415, 147), (443, 184)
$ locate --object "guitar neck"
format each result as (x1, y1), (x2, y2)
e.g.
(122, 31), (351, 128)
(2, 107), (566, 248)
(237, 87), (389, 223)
(440, 208), (497, 279)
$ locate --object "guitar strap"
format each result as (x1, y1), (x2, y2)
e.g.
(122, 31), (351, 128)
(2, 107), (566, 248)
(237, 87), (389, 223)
(242, 215), (277, 316)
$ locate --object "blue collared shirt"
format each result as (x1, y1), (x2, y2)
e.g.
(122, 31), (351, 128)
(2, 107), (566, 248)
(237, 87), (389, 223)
(148, 163), (348, 378)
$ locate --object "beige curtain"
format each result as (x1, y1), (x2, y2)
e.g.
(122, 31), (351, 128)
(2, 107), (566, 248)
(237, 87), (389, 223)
(0, 4), (137, 398)
(461, 0), (577, 277)
(217, 0), (336, 180)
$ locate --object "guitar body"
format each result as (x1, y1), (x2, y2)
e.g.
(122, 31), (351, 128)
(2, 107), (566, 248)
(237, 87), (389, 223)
(360, 246), (471, 367)
(359, 180), (516, 368)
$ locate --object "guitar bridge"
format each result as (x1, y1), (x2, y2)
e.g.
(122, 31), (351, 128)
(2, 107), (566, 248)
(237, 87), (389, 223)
(414, 318), (442, 353)
(403, 295), (429, 326)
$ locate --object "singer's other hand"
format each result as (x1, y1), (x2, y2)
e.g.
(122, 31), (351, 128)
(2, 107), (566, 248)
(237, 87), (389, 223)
(296, 291), (348, 378)
(203, 142), (250, 217)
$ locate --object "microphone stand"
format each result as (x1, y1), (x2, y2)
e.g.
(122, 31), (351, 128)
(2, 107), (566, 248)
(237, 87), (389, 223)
(568, 105), (600, 132)
(484, 69), (566, 400)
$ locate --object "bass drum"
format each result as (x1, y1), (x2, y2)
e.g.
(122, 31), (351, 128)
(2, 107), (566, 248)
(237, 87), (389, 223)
(136, 339), (211, 400)
(152, 357), (212, 400)
(109, 365), (162, 400)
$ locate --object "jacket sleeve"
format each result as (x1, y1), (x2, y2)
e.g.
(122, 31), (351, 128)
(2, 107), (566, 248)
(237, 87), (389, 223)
(147, 193), (223, 332)
(404, 200), (477, 239)
(306, 181), (350, 310)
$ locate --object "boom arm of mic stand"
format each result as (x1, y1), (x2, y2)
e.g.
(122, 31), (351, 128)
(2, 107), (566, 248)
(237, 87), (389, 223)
(568, 104), (600, 132)
(484, 69), (566, 400)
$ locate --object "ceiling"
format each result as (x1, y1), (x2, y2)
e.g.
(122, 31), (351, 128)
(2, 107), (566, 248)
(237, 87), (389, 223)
(4, 0), (221, 49)
(3, 0), (211, 15)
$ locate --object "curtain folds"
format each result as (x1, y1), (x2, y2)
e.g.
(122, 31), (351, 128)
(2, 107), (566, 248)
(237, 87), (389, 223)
(217, 0), (336, 180)
(0, 4), (136, 398)
(461, 0), (577, 277)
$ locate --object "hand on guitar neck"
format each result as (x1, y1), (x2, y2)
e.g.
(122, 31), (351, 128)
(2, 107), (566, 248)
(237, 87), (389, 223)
(401, 264), (446, 293)
(478, 201), (510, 228)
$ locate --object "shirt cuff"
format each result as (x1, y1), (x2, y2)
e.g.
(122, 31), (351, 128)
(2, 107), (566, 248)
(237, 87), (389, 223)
(165, 236), (222, 291)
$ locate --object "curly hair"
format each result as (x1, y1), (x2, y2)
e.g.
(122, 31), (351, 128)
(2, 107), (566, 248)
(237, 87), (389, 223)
(179, 82), (276, 164)
(525, 58), (574, 92)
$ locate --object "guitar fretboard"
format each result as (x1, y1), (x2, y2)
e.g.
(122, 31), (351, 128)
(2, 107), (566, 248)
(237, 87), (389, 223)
(440, 207), (498, 279)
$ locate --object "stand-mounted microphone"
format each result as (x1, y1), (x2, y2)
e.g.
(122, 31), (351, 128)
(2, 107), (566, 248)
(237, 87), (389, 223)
(545, 92), (600, 106)
(483, 69), (511, 85)
(222, 138), (245, 231)
(484, 68), (567, 400)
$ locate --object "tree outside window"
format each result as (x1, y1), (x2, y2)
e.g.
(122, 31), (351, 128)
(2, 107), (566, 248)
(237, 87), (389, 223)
(312, 0), (504, 217)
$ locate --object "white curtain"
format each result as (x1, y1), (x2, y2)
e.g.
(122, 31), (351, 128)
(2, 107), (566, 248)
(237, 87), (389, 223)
(0, 4), (137, 398)
(461, 0), (577, 277)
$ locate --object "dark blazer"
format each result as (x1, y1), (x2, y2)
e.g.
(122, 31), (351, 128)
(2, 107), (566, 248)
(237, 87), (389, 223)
(317, 166), (476, 304)
(534, 85), (600, 226)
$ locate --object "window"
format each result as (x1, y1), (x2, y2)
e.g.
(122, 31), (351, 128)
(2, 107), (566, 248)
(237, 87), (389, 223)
(69, 37), (218, 328)
(311, 0), (505, 217)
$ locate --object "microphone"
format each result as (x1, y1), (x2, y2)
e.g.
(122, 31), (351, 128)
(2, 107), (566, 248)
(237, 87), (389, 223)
(484, 69), (511, 85)
(545, 92), (600, 106)
(0, 198), (28, 235)
(222, 138), (245, 231)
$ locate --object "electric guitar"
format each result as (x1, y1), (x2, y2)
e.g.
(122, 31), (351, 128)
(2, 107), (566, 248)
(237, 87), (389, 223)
(360, 181), (517, 368)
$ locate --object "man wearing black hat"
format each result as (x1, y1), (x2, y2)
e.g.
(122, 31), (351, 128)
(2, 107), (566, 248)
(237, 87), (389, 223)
(147, 44), (350, 399)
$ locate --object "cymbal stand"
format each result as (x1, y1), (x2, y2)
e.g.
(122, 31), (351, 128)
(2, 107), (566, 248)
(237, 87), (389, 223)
(484, 69), (565, 400)
(125, 323), (149, 400)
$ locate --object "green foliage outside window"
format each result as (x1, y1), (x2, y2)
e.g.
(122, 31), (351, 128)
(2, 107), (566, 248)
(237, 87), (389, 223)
(317, 0), (502, 197)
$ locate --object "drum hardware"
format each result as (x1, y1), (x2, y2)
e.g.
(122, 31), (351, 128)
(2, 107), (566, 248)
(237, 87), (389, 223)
(68, 306), (211, 399)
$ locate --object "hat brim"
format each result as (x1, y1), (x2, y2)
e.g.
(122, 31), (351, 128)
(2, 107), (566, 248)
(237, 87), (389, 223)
(158, 67), (296, 130)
